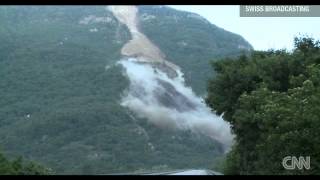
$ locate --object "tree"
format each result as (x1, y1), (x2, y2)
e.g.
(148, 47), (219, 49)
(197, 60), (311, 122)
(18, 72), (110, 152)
(0, 150), (51, 175)
(206, 36), (320, 175)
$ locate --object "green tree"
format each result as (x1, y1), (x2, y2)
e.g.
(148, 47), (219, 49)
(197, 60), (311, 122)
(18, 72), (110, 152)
(206, 36), (320, 175)
(0, 150), (51, 175)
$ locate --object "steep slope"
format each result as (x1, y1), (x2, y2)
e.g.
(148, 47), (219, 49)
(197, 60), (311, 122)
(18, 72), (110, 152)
(0, 6), (251, 174)
(138, 6), (253, 95)
(109, 5), (233, 148)
(108, 6), (180, 78)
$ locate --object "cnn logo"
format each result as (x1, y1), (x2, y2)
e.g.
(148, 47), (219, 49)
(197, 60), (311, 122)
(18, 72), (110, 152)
(282, 156), (310, 170)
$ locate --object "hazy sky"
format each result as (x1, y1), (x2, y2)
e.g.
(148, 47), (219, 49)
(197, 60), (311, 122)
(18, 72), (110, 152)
(169, 5), (320, 51)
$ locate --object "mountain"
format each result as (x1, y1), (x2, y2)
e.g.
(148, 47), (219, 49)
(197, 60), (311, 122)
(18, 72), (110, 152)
(138, 6), (252, 95)
(0, 5), (252, 174)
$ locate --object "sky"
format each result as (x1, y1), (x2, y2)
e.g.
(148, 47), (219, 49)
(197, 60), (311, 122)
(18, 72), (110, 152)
(169, 5), (320, 51)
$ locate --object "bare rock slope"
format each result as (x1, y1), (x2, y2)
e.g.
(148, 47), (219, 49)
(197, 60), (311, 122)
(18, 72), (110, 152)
(108, 6), (180, 78)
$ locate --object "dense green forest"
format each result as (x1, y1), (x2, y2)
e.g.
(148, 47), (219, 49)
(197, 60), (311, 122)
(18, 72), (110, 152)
(206, 36), (320, 175)
(0, 6), (251, 174)
(1, 5), (317, 175)
(0, 150), (50, 175)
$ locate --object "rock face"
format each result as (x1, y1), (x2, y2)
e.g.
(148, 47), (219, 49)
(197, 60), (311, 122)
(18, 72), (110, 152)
(108, 5), (180, 78)
(154, 78), (197, 112)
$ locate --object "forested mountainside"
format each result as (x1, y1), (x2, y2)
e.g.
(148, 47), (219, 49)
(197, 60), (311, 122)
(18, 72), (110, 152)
(0, 6), (251, 174)
(138, 6), (252, 95)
